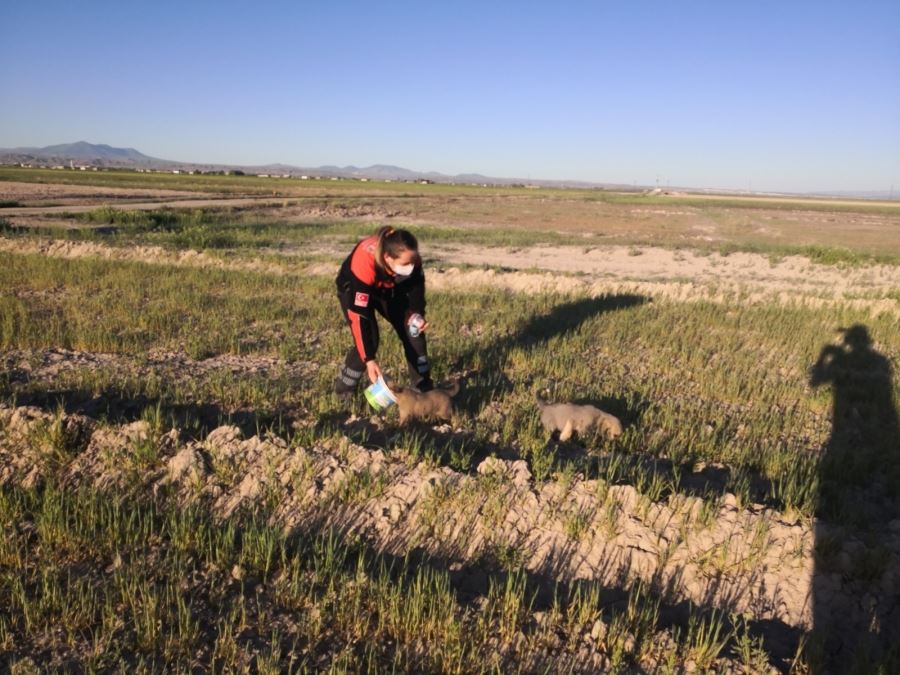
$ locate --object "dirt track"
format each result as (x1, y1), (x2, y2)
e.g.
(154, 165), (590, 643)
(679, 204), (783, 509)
(0, 180), (216, 206)
(2, 236), (897, 316)
(0, 196), (295, 216)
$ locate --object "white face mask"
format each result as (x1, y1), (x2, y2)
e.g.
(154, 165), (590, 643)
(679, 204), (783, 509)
(392, 262), (415, 276)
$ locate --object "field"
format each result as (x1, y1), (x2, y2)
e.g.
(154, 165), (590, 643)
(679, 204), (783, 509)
(1, 168), (899, 672)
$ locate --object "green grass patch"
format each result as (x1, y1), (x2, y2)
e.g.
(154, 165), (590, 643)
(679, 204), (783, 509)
(2, 250), (897, 521)
(0, 477), (718, 673)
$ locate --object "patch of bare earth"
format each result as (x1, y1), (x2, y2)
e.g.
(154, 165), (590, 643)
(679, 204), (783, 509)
(422, 243), (900, 315)
(0, 180), (214, 206)
(5, 236), (894, 316)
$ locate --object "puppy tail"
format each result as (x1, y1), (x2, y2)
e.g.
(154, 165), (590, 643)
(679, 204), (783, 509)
(442, 380), (460, 397)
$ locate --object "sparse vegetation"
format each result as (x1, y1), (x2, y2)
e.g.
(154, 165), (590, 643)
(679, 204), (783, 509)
(4, 164), (900, 261)
(1, 173), (898, 671)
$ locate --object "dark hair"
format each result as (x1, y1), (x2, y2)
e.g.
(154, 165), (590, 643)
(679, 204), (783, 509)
(376, 226), (418, 266)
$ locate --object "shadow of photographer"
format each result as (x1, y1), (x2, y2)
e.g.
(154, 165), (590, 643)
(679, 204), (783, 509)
(808, 324), (900, 669)
(452, 293), (648, 417)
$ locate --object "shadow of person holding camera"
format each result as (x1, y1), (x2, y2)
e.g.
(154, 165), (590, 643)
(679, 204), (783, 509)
(809, 324), (900, 669)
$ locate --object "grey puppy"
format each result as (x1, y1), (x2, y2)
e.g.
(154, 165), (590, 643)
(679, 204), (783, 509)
(391, 381), (460, 425)
(537, 398), (623, 442)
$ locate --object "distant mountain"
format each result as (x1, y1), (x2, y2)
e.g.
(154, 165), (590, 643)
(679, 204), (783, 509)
(2, 141), (164, 165)
(3, 142), (895, 199)
(0, 142), (557, 186)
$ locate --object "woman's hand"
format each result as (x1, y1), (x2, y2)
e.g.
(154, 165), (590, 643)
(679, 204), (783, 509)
(366, 360), (383, 384)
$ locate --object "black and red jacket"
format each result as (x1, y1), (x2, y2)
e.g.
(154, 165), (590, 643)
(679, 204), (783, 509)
(336, 234), (426, 362)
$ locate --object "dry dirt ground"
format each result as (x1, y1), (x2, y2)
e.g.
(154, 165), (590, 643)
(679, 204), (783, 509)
(2, 237), (897, 317)
(421, 244), (900, 312)
(3, 179), (900, 255)
(0, 180), (215, 206)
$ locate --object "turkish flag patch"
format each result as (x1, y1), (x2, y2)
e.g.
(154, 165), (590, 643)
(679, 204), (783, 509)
(354, 292), (369, 307)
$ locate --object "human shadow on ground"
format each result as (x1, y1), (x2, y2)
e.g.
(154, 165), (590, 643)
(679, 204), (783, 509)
(326, 377), (775, 515)
(326, 390), (650, 481)
(449, 294), (648, 418)
(319, 292), (648, 475)
(542, 394), (833, 513)
(567, 394), (649, 433)
(808, 324), (900, 670)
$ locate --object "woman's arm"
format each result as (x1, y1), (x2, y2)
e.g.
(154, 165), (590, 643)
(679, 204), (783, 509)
(405, 260), (427, 317)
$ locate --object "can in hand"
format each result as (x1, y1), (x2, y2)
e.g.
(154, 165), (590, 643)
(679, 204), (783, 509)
(364, 376), (397, 412)
(407, 313), (425, 338)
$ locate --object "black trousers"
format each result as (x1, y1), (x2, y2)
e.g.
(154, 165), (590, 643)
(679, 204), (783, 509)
(336, 287), (432, 393)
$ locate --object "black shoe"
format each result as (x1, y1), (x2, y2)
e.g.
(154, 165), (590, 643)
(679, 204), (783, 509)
(333, 377), (357, 401)
(415, 378), (434, 393)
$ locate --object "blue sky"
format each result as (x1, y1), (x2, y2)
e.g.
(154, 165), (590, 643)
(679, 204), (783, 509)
(2, 1), (898, 193)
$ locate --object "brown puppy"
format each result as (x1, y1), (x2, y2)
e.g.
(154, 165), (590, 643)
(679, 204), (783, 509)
(537, 399), (623, 441)
(392, 381), (460, 425)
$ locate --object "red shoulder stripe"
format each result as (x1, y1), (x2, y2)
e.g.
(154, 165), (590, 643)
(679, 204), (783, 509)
(349, 236), (379, 285)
